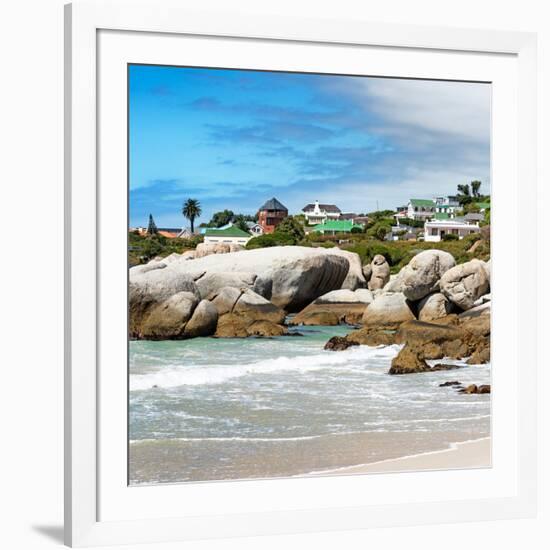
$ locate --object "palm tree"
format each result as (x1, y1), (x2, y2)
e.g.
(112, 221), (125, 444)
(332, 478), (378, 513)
(182, 198), (202, 233)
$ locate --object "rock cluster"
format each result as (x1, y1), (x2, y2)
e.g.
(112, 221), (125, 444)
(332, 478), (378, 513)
(129, 247), (356, 339)
(130, 245), (491, 355)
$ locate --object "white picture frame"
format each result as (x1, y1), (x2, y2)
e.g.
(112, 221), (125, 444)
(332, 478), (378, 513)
(65, 1), (538, 547)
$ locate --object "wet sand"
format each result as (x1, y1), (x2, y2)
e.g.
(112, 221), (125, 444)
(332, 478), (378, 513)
(317, 437), (491, 476)
(129, 431), (491, 484)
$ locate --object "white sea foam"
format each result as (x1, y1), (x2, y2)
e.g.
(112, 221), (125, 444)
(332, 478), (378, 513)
(130, 344), (402, 391)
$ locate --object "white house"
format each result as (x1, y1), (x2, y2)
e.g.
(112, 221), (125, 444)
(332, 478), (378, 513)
(424, 218), (481, 242)
(302, 200), (341, 225)
(203, 225), (252, 245)
(246, 221), (264, 235)
(406, 196), (460, 220)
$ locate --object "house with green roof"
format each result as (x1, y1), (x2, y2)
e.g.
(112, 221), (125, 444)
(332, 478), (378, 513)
(407, 199), (435, 220)
(203, 225), (252, 245)
(312, 219), (364, 235)
(406, 196), (459, 220)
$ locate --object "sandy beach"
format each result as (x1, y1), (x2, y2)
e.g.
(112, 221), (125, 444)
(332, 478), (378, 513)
(316, 437), (491, 476)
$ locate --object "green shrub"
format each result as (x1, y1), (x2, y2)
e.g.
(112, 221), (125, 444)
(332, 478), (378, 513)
(245, 232), (295, 249)
(442, 233), (459, 241)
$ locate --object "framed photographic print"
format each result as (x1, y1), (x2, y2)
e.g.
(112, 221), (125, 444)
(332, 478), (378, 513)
(65, 1), (538, 547)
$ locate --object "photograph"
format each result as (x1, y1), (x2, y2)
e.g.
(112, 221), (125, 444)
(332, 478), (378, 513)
(127, 64), (492, 485)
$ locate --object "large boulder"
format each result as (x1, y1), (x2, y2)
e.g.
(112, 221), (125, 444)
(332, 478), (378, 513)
(130, 247), (350, 317)
(384, 272), (405, 293)
(367, 255), (390, 290)
(213, 288), (287, 337)
(183, 299), (218, 338)
(440, 259), (490, 310)
(252, 253), (350, 312)
(362, 263), (373, 283)
(290, 288), (374, 326)
(395, 318), (490, 362)
(417, 292), (453, 322)
(324, 248), (366, 290)
(195, 272), (257, 300)
(362, 291), (415, 327)
(315, 289), (373, 304)
(194, 242), (244, 258)
(400, 250), (456, 301)
(139, 291), (199, 340)
(129, 268), (200, 336)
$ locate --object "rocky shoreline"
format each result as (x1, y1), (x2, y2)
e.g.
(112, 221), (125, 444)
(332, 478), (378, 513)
(129, 244), (490, 376)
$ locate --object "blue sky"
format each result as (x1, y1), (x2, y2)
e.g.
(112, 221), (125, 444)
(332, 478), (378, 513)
(129, 64), (490, 228)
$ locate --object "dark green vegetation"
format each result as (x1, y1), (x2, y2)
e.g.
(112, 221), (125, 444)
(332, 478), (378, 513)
(128, 231), (202, 266)
(246, 216), (305, 249)
(201, 210), (258, 232)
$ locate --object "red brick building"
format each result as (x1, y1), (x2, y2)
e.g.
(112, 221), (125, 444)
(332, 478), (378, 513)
(257, 197), (288, 234)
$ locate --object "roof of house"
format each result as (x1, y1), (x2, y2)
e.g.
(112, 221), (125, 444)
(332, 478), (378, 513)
(157, 227), (182, 233)
(425, 218), (474, 228)
(302, 203), (342, 213)
(465, 213), (485, 221)
(312, 220), (363, 232)
(204, 226), (251, 238)
(339, 212), (358, 220)
(476, 202), (491, 209)
(434, 212), (451, 220)
(410, 199), (434, 207)
(245, 221), (261, 228)
(259, 197), (288, 211)
(157, 231), (179, 238)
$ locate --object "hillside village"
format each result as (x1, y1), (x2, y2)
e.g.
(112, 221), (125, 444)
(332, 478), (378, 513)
(129, 181), (490, 267)
(132, 191), (489, 244)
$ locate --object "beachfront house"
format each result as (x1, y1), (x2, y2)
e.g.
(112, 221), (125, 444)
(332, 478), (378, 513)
(424, 218), (481, 242)
(246, 221), (264, 235)
(312, 219), (364, 235)
(406, 199), (436, 220)
(406, 196), (460, 221)
(302, 200), (342, 225)
(257, 197), (288, 234)
(203, 225), (252, 245)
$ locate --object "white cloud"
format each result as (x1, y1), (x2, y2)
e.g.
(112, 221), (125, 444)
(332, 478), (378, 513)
(360, 78), (491, 145)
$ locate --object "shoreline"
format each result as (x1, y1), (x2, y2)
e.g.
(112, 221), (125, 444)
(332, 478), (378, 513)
(307, 437), (491, 476)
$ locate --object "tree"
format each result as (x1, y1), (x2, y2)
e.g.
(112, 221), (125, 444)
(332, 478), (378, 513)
(147, 213), (158, 235)
(274, 216), (305, 242)
(207, 209), (234, 228)
(367, 220), (392, 241)
(182, 199), (202, 233)
(457, 183), (473, 206)
(470, 180), (482, 198)
(232, 214), (250, 232)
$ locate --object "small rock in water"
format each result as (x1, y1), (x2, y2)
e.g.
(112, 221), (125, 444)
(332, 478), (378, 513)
(431, 363), (462, 372)
(324, 336), (358, 351)
(458, 384), (491, 394)
(459, 384), (479, 394)
(439, 380), (462, 387)
(152, 384), (158, 389)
